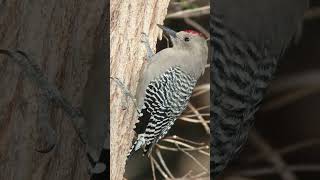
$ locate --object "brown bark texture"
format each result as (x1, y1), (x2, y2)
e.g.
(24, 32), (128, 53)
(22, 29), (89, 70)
(110, 0), (170, 179)
(0, 1), (108, 180)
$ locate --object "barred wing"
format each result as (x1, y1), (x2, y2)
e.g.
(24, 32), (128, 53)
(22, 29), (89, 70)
(139, 66), (197, 154)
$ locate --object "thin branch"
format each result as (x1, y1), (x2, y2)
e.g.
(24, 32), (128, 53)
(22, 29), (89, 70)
(262, 87), (320, 111)
(187, 103), (210, 134)
(237, 164), (320, 177)
(179, 170), (194, 179)
(192, 89), (209, 97)
(179, 117), (209, 124)
(156, 149), (175, 179)
(166, 6), (209, 19)
(190, 171), (209, 179)
(249, 131), (298, 180)
(268, 70), (320, 94)
(110, 76), (140, 112)
(161, 138), (209, 156)
(150, 156), (169, 179)
(157, 144), (209, 154)
(262, 71), (320, 111)
(193, 84), (209, 92)
(247, 138), (320, 163)
(184, 17), (209, 38)
(167, 135), (206, 146)
(150, 157), (157, 180)
(182, 113), (209, 118)
(156, 144), (179, 152)
(175, 144), (209, 173)
(185, 105), (209, 113)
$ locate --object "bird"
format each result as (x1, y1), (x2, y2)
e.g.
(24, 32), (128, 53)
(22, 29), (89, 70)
(127, 24), (208, 157)
(211, 0), (309, 177)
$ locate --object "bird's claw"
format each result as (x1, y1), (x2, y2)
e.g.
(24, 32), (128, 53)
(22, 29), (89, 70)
(140, 32), (154, 60)
(140, 32), (149, 43)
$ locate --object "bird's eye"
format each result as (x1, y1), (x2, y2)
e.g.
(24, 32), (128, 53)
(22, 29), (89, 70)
(184, 37), (190, 42)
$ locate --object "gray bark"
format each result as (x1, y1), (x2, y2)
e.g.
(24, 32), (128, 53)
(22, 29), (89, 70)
(110, 0), (170, 179)
(0, 1), (108, 180)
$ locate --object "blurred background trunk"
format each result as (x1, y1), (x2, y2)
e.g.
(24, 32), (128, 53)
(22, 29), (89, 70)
(0, 1), (108, 180)
(110, 0), (170, 179)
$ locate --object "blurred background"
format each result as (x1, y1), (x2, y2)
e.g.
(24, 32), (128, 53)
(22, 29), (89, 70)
(220, 1), (320, 180)
(125, 0), (320, 179)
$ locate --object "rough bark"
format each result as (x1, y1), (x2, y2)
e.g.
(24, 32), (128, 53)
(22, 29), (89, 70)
(0, 1), (108, 180)
(110, 0), (170, 179)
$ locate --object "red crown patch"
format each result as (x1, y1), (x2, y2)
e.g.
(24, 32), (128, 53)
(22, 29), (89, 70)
(183, 30), (207, 38)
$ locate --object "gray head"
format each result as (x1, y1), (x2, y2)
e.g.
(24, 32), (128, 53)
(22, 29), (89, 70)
(157, 24), (208, 51)
(157, 24), (208, 78)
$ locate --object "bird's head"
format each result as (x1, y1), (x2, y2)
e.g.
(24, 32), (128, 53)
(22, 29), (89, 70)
(157, 24), (208, 76)
(157, 24), (208, 51)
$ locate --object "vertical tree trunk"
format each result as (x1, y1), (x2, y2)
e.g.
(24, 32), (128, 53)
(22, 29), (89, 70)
(110, 0), (170, 179)
(0, 1), (108, 180)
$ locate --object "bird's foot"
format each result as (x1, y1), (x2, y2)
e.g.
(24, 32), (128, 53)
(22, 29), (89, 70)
(110, 76), (139, 112)
(141, 32), (154, 61)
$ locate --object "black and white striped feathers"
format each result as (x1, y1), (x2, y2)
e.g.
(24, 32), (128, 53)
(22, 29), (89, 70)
(211, 0), (308, 177)
(129, 66), (197, 155)
(128, 30), (208, 157)
(211, 14), (279, 176)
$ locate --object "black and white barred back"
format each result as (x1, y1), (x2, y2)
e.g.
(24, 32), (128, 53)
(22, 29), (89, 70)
(129, 66), (197, 156)
(211, 14), (279, 176)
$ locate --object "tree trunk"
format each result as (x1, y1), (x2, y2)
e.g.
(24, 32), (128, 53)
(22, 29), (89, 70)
(0, 1), (108, 180)
(110, 0), (170, 179)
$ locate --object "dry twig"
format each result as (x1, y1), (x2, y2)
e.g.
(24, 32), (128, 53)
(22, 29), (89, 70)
(249, 131), (298, 180)
(237, 164), (320, 177)
(247, 138), (320, 163)
(175, 144), (209, 173)
(166, 6), (209, 19)
(187, 103), (210, 134)
(184, 17), (210, 38)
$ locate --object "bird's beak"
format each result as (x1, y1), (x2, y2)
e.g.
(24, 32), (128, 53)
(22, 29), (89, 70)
(157, 24), (177, 39)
